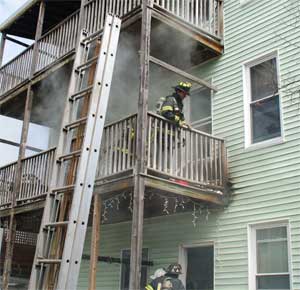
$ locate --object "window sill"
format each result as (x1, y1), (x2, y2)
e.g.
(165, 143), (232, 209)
(245, 136), (284, 151)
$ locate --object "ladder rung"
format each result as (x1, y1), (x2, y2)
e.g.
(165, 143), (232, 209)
(44, 221), (69, 228)
(69, 85), (93, 101)
(37, 258), (62, 264)
(58, 150), (81, 161)
(75, 55), (98, 73)
(82, 31), (101, 45)
(64, 117), (87, 131)
(52, 184), (75, 194)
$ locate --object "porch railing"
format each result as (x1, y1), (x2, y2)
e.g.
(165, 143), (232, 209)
(0, 162), (17, 206)
(153, 0), (223, 36)
(18, 148), (56, 201)
(35, 11), (80, 72)
(0, 0), (222, 97)
(97, 114), (137, 178)
(147, 112), (226, 188)
(0, 113), (226, 207)
(0, 45), (34, 95)
(0, 148), (55, 207)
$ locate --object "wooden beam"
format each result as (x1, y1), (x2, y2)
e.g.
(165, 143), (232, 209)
(0, 200), (45, 218)
(144, 175), (224, 205)
(95, 175), (134, 195)
(129, 0), (152, 289)
(5, 36), (30, 48)
(149, 55), (218, 91)
(151, 7), (223, 54)
(2, 2), (46, 289)
(0, 33), (6, 67)
(30, 0), (46, 76)
(89, 195), (102, 290)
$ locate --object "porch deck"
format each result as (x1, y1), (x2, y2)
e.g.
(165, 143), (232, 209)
(0, 112), (227, 212)
(0, 0), (223, 99)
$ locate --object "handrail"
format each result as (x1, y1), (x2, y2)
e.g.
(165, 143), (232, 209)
(147, 111), (226, 188)
(147, 111), (224, 141)
(0, 44), (34, 71)
(0, 111), (226, 207)
(0, 148), (56, 206)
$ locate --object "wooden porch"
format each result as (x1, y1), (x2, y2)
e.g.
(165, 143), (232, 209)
(0, 112), (227, 214)
(0, 0), (223, 100)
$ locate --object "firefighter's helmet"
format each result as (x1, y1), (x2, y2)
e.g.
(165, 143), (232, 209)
(166, 263), (183, 275)
(174, 81), (192, 95)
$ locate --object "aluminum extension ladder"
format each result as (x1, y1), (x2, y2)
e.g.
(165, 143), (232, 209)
(28, 15), (121, 290)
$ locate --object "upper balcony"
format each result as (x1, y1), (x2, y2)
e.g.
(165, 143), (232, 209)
(0, 0), (223, 99)
(0, 112), (228, 215)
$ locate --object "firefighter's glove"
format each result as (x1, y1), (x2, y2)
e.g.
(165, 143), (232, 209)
(179, 120), (190, 129)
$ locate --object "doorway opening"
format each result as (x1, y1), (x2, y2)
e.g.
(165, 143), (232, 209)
(181, 244), (214, 290)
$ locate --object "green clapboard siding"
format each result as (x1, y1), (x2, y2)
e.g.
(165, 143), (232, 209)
(78, 0), (300, 289)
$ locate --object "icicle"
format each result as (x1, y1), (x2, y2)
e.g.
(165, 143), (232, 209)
(192, 204), (198, 227)
(128, 193), (133, 213)
(174, 198), (179, 213)
(163, 197), (169, 215)
(102, 201), (108, 222)
(115, 197), (120, 210)
(206, 207), (210, 221)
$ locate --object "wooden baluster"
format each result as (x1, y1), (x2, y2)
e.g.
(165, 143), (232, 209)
(158, 119), (163, 172)
(153, 117), (157, 170)
(147, 116), (152, 168)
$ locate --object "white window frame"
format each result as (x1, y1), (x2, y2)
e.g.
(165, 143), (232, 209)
(248, 220), (293, 290)
(178, 241), (215, 289)
(243, 51), (284, 149)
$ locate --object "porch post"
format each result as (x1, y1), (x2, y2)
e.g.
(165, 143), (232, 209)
(129, 0), (152, 288)
(2, 2), (46, 289)
(0, 32), (6, 67)
(88, 195), (102, 290)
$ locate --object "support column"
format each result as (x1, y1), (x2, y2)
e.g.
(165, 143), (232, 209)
(129, 0), (152, 288)
(88, 195), (102, 290)
(2, 2), (46, 289)
(0, 33), (6, 67)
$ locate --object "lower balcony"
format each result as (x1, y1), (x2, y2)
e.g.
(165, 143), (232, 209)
(0, 112), (228, 214)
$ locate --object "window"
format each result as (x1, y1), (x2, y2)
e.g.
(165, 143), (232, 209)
(244, 53), (282, 147)
(120, 248), (148, 290)
(180, 244), (214, 290)
(248, 222), (292, 290)
(185, 87), (212, 134)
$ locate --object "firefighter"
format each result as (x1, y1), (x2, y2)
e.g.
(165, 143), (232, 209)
(163, 263), (185, 290)
(145, 263), (185, 290)
(159, 81), (192, 128)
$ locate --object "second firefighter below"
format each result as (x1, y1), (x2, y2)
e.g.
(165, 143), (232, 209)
(159, 81), (192, 128)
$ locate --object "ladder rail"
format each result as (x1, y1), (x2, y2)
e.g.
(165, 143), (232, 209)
(60, 16), (121, 290)
(28, 15), (121, 290)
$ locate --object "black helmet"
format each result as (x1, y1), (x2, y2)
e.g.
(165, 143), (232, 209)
(166, 263), (183, 275)
(174, 81), (192, 95)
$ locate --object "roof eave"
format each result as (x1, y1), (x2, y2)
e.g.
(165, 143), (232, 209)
(0, 0), (40, 33)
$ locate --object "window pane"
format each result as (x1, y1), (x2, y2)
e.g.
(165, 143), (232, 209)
(257, 275), (290, 290)
(251, 95), (281, 143)
(190, 88), (211, 122)
(257, 241), (288, 273)
(250, 58), (278, 101)
(257, 227), (287, 241)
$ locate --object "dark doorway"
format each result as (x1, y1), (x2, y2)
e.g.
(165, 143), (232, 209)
(185, 245), (214, 290)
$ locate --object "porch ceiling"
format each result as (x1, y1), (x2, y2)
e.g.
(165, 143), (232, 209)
(0, 0), (81, 39)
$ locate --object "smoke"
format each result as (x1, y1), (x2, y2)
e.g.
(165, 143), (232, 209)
(31, 63), (72, 147)
(106, 20), (199, 122)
